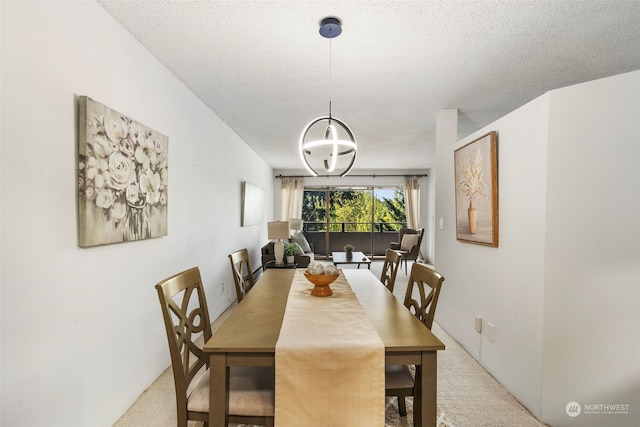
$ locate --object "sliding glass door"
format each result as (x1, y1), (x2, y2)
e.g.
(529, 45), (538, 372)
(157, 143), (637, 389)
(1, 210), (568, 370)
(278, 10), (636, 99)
(301, 187), (405, 258)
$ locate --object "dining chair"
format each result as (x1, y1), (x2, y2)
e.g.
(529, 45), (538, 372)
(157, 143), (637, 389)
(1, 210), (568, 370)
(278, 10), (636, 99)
(389, 227), (424, 274)
(379, 248), (403, 293)
(155, 267), (274, 427)
(228, 248), (255, 303)
(385, 262), (445, 417)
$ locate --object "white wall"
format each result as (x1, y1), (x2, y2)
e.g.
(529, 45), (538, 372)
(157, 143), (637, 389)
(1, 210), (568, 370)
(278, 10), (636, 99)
(435, 70), (640, 426)
(435, 93), (549, 416)
(1, 2), (273, 426)
(541, 71), (640, 427)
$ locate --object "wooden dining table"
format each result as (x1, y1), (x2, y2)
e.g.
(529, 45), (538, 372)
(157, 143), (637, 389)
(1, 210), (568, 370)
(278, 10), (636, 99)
(203, 268), (445, 427)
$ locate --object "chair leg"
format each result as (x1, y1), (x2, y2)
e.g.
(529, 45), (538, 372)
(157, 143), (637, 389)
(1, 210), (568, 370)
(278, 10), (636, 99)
(398, 395), (407, 417)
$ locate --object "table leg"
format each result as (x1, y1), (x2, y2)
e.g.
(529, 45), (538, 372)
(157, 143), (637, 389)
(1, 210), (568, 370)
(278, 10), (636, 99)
(414, 351), (437, 427)
(210, 353), (228, 427)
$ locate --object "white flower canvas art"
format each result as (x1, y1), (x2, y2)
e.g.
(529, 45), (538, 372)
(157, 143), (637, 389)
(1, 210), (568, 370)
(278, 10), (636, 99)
(78, 96), (168, 247)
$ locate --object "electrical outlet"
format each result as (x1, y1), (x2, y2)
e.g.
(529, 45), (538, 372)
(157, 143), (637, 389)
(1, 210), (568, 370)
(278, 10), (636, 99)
(220, 281), (226, 294)
(474, 316), (482, 333)
(488, 322), (495, 342)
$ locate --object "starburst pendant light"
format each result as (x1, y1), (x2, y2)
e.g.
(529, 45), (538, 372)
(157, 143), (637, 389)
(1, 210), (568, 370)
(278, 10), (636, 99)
(299, 17), (357, 177)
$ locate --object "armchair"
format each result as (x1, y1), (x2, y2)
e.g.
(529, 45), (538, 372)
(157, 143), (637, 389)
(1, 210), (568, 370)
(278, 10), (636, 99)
(389, 228), (424, 274)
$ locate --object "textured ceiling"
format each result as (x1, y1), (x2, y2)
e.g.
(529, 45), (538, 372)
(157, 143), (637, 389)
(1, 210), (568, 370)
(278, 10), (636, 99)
(97, 0), (640, 173)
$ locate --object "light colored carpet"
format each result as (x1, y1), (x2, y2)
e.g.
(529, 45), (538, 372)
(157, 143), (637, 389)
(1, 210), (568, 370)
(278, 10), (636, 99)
(115, 261), (546, 427)
(113, 363), (452, 427)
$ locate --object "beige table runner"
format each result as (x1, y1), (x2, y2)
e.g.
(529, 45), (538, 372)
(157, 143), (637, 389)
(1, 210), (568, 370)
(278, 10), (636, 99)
(275, 270), (385, 426)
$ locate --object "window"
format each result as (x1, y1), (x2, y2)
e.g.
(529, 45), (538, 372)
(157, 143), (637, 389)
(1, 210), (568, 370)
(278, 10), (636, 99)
(301, 187), (405, 257)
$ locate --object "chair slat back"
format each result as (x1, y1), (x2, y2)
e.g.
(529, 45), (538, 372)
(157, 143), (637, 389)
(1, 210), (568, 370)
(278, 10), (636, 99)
(155, 267), (212, 417)
(380, 249), (403, 292)
(403, 263), (445, 330)
(228, 248), (255, 303)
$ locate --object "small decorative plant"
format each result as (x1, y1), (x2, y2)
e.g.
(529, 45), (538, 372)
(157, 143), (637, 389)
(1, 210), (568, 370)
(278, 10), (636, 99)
(344, 244), (354, 257)
(284, 243), (297, 256)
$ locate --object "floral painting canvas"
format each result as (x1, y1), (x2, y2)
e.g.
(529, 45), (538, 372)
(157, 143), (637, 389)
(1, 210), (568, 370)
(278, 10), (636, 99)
(78, 96), (168, 247)
(454, 131), (498, 247)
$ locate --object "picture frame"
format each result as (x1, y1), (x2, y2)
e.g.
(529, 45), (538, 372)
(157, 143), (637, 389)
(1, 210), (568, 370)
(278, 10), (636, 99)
(454, 131), (498, 247)
(77, 96), (169, 247)
(241, 181), (264, 226)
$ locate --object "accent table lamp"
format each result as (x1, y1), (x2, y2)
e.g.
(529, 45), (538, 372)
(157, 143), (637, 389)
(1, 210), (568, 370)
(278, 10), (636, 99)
(289, 218), (303, 233)
(267, 221), (290, 265)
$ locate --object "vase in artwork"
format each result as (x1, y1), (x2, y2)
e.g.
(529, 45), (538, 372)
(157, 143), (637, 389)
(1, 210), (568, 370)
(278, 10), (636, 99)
(468, 200), (477, 234)
(123, 202), (151, 241)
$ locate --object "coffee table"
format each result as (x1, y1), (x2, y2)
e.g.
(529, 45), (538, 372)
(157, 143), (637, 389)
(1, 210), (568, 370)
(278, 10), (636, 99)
(332, 251), (371, 269)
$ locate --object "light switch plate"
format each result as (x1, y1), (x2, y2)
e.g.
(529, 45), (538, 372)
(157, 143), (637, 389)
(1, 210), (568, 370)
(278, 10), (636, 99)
(474, 316), (482, 333)
(488, 322), (496, 342)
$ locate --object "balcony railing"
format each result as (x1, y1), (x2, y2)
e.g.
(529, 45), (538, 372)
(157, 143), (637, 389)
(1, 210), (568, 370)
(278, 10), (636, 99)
(301, 222), (406, 258)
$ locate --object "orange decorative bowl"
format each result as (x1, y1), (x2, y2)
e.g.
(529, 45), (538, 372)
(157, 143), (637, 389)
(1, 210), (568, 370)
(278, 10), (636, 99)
(304, 271), (339, 297)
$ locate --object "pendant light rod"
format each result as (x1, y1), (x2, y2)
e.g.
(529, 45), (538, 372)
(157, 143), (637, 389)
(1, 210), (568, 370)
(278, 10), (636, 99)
(275, 174), (429, 179)
(328, 29), (332, 117)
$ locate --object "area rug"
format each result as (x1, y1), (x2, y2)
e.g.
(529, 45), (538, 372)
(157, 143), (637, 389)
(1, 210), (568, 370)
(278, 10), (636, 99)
(383, 397), (454, 427)
(228, 396), (454, 427)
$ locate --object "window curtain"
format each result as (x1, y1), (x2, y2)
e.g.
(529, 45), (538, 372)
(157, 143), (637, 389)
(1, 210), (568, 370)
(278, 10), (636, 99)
(404, 177), (420, 229)
(280, 177), (304, 221)
(404, 176), (424, 261)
